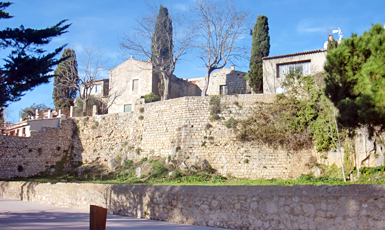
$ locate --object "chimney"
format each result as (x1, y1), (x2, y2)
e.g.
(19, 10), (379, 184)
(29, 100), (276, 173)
(328, 34), (333, 42)
(231, 65), (235, 70)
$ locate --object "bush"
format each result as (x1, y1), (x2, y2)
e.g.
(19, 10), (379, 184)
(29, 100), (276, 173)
(224, 117), (238, 128)
(75, 95), (105, 117)
(140, 157), (148, 163)
(209, 95), (221, 115)
(151, 161), (168, 179)
(209, 114), (220, 121)
(143, 92), (160, 103)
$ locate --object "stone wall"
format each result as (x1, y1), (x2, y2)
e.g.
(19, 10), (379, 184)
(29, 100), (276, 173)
(75, 94), (317, 179)
(0, 119), (78, 179)
(168, 74), (201, 99)
(1, 182), (384, 229)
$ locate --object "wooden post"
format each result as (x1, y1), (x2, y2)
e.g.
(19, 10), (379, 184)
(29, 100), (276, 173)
(90, 205), (107, 230)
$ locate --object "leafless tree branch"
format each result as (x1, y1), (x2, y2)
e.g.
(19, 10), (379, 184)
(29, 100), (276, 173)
(194, 0), (250, 96)
(120, 3), (194, 100)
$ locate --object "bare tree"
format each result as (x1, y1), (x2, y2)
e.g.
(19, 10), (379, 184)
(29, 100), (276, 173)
(194, 0), (250, 96)
(57, 47), (106, 116)
(120, 4), (193, 100)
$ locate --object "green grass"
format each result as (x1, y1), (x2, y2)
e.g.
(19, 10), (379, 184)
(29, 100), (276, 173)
(6, 163), (385, 186)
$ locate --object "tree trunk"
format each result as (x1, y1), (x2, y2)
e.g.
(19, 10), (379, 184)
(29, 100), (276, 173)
(201, 69), (212, 96)
(163, 72), (169, 100)
(0, 107), (3, 135)
(0, 107), (3, 123)
(82, 98), (88, 117)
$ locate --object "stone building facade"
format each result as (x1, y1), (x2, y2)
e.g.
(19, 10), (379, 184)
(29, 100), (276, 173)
(188, 65), (251, 95)
(107, 57), (202, 114)
(262, 49), (327, 94)
(107, 57), (154, 114)
(107, 57), (249, 114)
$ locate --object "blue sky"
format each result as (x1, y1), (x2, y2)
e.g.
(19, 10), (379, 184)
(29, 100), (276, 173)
(3, 0), (385, 122)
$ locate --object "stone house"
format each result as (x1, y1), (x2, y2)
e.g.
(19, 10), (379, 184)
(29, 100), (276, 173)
(188, 65), (251, 95)
(3, 118), (61, 137)
(262, 49), (327, 94)
(80, 57), (250, 115)
(107, 57), (249, 114)
(85, 78), (109, 97)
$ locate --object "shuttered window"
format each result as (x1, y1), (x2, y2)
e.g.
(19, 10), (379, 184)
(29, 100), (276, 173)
(278, 61), (311, 78)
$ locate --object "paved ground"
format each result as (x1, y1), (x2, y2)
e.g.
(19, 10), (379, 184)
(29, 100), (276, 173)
(0, 198), (222, 230)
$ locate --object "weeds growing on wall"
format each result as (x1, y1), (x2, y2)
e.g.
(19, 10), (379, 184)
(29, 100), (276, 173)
(209, 95), (221, 121)
(237, 71), (345, 152)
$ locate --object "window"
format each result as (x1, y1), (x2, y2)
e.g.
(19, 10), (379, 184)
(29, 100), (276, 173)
(94, 85), (101, 94)
(220, 85), (227, 95)
(132, 79), (139, 91)
(124, 104), (132, 112)
(277, 61), (311, 78)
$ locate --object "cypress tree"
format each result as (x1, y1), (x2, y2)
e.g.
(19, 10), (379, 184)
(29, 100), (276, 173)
(151, 5), (173, 67)
(52, 49), (79, 115)
(151, 5), (173, 100)
(247, 15), (270, 93)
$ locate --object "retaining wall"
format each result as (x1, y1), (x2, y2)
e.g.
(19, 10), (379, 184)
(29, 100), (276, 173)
(75, 94), (317, 179)
(0, 119), (78, 179)
(1, 182), (384, 229)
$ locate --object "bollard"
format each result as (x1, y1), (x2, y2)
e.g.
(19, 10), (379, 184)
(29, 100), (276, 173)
(90, 205), (107, 230)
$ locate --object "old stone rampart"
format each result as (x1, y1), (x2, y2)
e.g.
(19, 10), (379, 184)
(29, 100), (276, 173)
(0, 119), (78, 179)
(1, 94), (382, 180)
(1, 181), (384, 229)
(75, 94), (317, 179)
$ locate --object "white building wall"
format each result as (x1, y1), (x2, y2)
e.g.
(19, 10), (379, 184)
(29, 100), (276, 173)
(108, 58), (153, 114)
(262, 50), (327, 94)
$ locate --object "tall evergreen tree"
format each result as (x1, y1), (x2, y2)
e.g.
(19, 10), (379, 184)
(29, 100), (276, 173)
(246, 15), (270, 93)
(0, 2), (70, 111)
(151, 5), (173, 100)
(53, 49), (79, 115)
(324, 23), (385, 132)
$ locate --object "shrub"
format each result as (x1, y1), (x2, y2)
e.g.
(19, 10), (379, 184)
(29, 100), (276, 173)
(209, 114), (220, 121)
(139, 107), (144, 113)
(209, 95), (221, 115)
(75, 95), (106, 117)
(224, 117), (238, 128)
(212, 174), (227, 182)
(135, 148), (142, 155)
(234, 101), (242, 109)
(91, 121), (99, 129)
(140, 157), (148, 163)
(151, 161), (168, 179)
(143, 92), (160, 103)
(138, 115), (144, 120)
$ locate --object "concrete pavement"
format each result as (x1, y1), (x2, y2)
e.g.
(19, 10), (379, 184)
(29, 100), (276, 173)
(0, 198), (223, 230)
